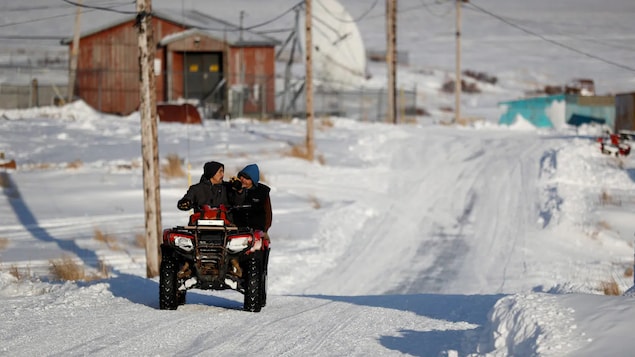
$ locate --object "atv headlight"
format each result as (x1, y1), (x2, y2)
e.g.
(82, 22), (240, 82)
(227, 234), (252, 253)
(174, 236), (194, 252)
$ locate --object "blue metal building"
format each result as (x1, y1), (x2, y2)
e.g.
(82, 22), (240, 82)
(499, 94), (615, 130)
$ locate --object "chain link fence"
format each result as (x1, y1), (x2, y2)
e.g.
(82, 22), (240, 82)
(0, 65), (418, 122)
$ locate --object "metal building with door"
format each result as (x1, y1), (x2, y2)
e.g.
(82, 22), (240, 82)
(61, 9), (279, 118)
(499, 94), (616, 130)
(615, 92), (635, 131)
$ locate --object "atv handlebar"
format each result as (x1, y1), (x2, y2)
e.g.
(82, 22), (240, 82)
(197, 204), (252, 212)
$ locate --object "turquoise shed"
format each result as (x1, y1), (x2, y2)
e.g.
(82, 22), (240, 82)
(499, 94), (615, 130)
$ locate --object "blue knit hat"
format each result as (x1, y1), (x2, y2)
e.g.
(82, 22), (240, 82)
(238, 164), (260, 185)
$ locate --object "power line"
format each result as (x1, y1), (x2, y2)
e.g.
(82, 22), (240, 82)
(466, 2), (635, 73)
(2, 0), (131, 12)
(238, 1), (303, 32)
(417, 0), (453, 18)
(0, 35), (67, 40)
(60, 0), (136, 15)
(0, 1), (132, 29)
(0, 12), (78, 29)
(314, 0), (379, 23)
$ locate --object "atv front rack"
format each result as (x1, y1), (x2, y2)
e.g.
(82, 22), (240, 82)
(179, 224), (243, 287)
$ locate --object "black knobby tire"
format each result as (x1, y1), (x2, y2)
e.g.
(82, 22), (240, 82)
(177, 290), (186, 306)
(260, 249), (270, 308)
(243, 254), (262, 312)
(159, 254), (180, 310)
(259, 271), (267, 308)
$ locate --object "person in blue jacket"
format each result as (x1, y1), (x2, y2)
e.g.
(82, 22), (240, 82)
(231, 164), (272, 234)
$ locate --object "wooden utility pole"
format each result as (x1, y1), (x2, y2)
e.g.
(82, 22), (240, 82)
(136, 0), (161, 278)
(305, 0), (315, 161)
(454, 0), (462, 124)
(386, 0), (397, 124)
(67, 0), (83, 103)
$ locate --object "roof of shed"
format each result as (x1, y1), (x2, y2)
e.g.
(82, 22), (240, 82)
(60, 8), (279, 46)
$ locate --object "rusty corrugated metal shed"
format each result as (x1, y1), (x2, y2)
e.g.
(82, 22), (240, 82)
(63, 9), (278, 117)
(61, 9), (279, 46)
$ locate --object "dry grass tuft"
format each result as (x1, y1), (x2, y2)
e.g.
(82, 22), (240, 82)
(134, 233), (146, 248)
(287, 144), (310, 160)
(66, 159), (83, 169)
(0, 173), (10, 188)
(285, 144), (326, 165)
(98, 259), (110, 279)
(600, 279), (621, 296)
(599, 190), (621, 206)
(94, 228), (121, 251)
(309, 195), (321, 209)
(49, 255), (104, 282)
(162, 154), (186, 179)
(117, 160), (141, 171)
(318, 118), (335, 130)
(32, 162), (52, 170)
(624, 266), (634, 278)
(400, 116), (418, 124)
(0, 237), (8, 250)
(597, 220), (611, 230)
(9, 265), (31, 280)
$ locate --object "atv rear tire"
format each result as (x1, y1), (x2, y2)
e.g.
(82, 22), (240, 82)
(260, 270), (267, 308)
(159, 253), (180, 310)
(260, 249), (269, 307)
(243, 254), (262, 312)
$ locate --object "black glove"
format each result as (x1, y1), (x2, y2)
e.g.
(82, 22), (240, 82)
(177, 198), (192, 211)
(230, 176), (242, 191)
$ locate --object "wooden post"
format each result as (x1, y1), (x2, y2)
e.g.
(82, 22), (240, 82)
(31, 79), (39, 107)
(305, 0), (315, 161)
(454, 0), (462, 124)
(136, 0), (161, 278)
(68, 0), (82, 103)
(386, 0), (397, 124)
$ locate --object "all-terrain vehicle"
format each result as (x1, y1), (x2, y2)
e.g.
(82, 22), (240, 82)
(159, 204), (269, 312)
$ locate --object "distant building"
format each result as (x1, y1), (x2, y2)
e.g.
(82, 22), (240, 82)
(499, 94), (615, 130)
(61, 9), (279, 118)
(615, 92), (635, 132)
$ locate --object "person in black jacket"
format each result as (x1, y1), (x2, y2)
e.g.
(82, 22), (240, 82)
(177, 161), (232, 212)
(232, 164), (272, 234)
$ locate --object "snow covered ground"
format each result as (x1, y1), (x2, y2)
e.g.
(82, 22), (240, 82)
(1, 101), (635, 356)
(2, 0), (635, 356)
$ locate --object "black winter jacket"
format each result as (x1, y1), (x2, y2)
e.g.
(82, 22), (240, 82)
(178, 176), (232, 211)
(232, 183), (272, 232)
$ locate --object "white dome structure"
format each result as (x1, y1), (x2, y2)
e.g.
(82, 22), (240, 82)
(298, 0), (367, 90)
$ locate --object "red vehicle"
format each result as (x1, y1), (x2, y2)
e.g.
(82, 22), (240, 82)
(597, 133), (631, 157)
(160, 205), (269, 312)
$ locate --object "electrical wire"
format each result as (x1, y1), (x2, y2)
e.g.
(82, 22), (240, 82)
(314, 0), (379, 23)
(0, 0), (132, 29)
(240, 1), (303, 31)
(417, 0), (453, 18)
(466, 1), (635, 73)
(60, 0), (136, 15)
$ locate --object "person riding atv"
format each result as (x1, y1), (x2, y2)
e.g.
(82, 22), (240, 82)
(160, 163), (272, 312)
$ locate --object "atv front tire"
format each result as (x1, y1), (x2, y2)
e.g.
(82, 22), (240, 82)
(159, 253), (180, 310)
